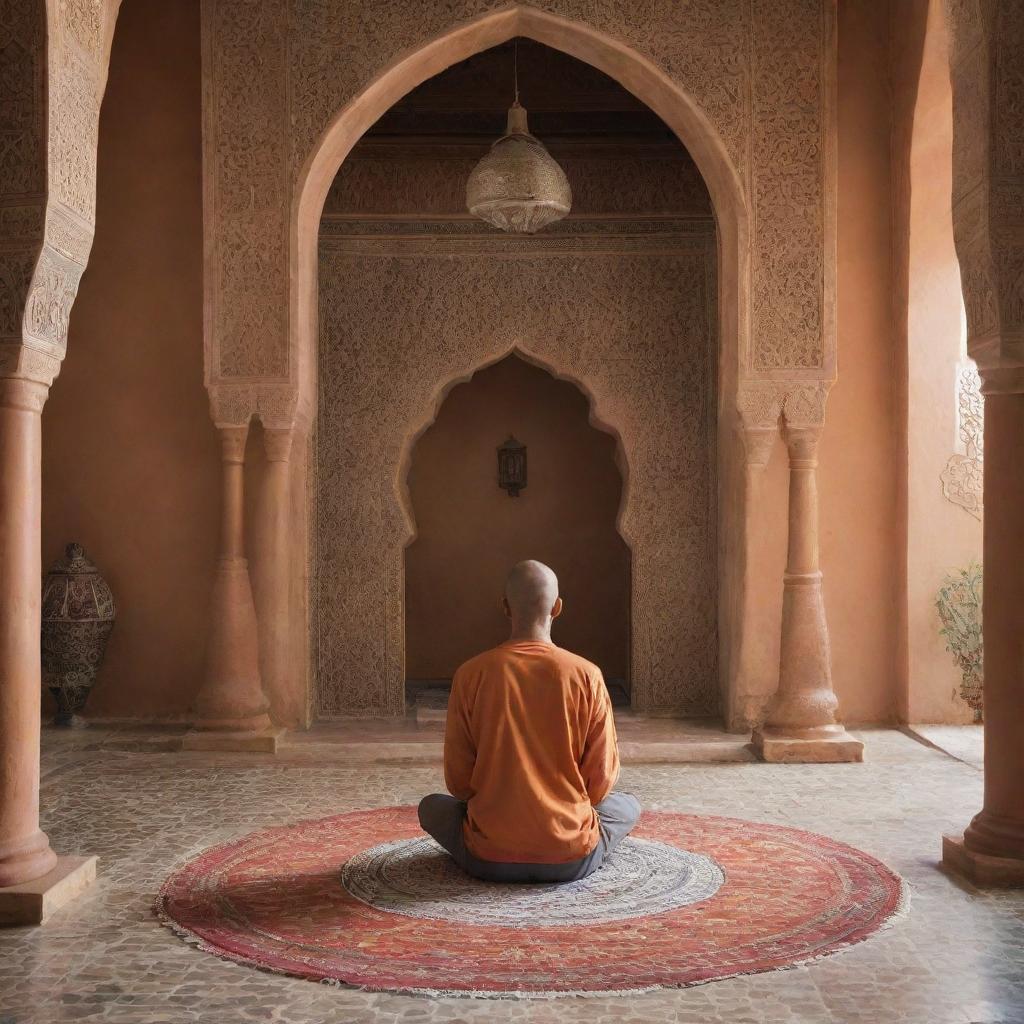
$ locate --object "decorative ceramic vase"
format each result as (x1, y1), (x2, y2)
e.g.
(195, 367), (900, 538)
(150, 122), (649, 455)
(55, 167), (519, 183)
(41, 543), (116, 727)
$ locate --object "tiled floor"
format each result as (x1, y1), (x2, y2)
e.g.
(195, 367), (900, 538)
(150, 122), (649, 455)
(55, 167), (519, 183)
(2, 728), (1023, 1023)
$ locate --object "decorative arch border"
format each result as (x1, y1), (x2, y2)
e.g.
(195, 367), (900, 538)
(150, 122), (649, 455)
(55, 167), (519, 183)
(290, 6), (749, 428)
(395, 344), (634, 550)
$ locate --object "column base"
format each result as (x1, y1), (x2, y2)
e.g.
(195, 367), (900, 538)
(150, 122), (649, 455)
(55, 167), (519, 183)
(752, 725), (864, 763)
(0, 855), (97, 926)
(181, 726), (284, 754)
(943, 834), (1024, 887)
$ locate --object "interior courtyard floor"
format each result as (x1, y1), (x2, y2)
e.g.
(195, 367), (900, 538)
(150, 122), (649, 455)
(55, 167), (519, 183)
(3, 728), (1023, 1024)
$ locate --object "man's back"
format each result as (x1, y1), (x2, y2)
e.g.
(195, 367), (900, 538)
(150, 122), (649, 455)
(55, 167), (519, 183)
(444, 639), (619, 864)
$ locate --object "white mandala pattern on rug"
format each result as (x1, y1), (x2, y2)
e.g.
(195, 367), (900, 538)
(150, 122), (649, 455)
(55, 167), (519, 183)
(340, 836), (724, 927)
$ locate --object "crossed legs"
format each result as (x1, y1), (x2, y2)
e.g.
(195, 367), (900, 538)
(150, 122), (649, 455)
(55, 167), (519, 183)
(418, 792), (641, 884)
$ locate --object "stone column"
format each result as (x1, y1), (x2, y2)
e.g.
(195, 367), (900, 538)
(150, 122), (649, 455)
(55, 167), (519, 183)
(251, 427), (295, 725)
(0, 379), (57, 888)
(753, 414), (863, 762)
(727, 419), (779, 729)
(944, 374), (1024, 885)
(186, 424), (278, 751)
(0, 375), (97, 923)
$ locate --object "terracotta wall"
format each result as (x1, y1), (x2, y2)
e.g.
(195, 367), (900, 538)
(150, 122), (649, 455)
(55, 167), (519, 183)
(41, 0), (217, 721)
(892, 0), (982, 724)
(405, 354), (630, 683)
(39, 0), (964, 727)
(820, 0), (902, 725)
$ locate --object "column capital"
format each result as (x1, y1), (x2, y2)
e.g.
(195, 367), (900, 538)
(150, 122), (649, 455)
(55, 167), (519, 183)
(740, 424), (777, 470)
(0, 341), (61, 393)
(781, 422), (822, 467)
(978, 363), (1024, 396)
(263, 427), (294, 463)
(0, 377), (50, 415)
(218, 424), (249, 464)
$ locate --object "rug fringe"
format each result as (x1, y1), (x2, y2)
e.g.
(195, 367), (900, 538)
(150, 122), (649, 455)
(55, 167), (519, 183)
(154, 876), (912, 1000)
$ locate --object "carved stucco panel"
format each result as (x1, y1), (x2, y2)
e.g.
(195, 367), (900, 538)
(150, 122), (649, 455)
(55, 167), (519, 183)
(22, 247), (83, 354)
(205, 0), (833, 410)
(941, 361), (984, 520)
(945, 0), (1024, 379)
(205, 0), (290, 380)
(1, 0), (118, 385)
(751, 0), (828, 372)
(289, 0), (750, 182)
(50, 46), (101, 224)
(0, 0), (47, 352)
(315, 228), (717, 717)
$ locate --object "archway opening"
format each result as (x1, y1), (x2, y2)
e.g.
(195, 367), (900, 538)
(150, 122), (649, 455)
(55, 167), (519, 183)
(313, 36), (720, 719)
(901, 0), (982, 725)
(404, 354), (631, 706)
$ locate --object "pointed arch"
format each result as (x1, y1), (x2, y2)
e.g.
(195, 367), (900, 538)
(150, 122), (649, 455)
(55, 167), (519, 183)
(290, 5), (748, 426)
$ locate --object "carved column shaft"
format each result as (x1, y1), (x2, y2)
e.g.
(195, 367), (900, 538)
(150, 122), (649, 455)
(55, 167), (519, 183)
(0, 379), (58, 887)
(192, 425), (271, 733)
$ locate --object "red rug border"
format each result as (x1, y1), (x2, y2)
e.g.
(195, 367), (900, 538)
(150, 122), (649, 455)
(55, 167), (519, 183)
(154, 806), (909, 1000)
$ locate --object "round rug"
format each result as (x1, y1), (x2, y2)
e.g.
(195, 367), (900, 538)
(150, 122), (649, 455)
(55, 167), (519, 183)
(341, 835), (724, 927)
(156, 807), (906, 997)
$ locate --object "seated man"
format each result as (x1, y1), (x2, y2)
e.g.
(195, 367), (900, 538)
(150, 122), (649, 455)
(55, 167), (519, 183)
(418, 559), (640, 883)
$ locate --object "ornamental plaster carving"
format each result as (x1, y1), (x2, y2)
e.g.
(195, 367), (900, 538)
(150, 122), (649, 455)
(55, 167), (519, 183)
(324, 146), (713, 219)
(315, 220), (717, 717)
(0, 0), (119, 386)
(945, 0), (1024, 389)
(208, 384), (299, 431)
(737, 381), (831, 432)
(941, 362), (984, 519)
(202, 0), (836, 422)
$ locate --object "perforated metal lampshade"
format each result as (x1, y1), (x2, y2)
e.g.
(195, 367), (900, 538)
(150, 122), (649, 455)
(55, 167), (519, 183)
(466, 102), (572, 234)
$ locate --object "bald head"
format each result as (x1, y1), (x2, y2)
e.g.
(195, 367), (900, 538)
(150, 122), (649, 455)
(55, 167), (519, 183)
(504, 560), (560, 630)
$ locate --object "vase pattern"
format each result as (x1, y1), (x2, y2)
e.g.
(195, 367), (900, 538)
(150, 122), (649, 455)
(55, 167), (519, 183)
(41, 543), (116, 726)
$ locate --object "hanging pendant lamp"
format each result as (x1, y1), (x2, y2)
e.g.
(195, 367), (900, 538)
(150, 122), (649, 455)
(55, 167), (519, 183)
(466, 44), (572, 233)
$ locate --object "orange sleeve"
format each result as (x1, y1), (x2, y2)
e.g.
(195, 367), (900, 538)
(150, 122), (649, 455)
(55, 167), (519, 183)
(579, 672), (620, 806)
(443, 668), (476, 801)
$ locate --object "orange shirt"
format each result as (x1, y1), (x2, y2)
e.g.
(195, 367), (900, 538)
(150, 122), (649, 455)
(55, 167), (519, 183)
(444, 640), (620, 864)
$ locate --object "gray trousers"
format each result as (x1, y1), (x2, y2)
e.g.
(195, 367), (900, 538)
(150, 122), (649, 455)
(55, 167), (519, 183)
(417, 791), (641, 883)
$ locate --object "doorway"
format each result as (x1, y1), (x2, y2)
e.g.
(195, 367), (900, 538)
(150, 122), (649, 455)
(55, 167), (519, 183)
(404, 354), (631, 706)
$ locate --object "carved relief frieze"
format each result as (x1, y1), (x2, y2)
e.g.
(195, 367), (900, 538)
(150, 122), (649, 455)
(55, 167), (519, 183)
(0, 342), (61, 387)
(781, 381), (832, 428)
(22, 247), (83, 355)
(737, 380), (830, 430)
(0, 249), (37, 341)
(941, 362), (984, 520)
(49, 47), (101, 223)
(316, 222), (718, 717)
(43, 204), (94, 267)
(324, 148), (714, 219)
(209, 383), (299, 430)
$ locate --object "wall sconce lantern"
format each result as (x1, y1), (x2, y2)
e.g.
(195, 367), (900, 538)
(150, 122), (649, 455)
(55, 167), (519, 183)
(497, 435), (527, 497)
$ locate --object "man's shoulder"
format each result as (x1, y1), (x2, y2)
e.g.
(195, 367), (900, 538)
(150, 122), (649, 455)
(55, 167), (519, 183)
(550, 645), (602, 680)
(453, 645), (508, 680)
